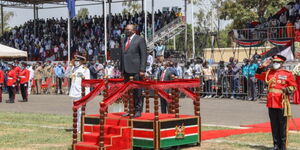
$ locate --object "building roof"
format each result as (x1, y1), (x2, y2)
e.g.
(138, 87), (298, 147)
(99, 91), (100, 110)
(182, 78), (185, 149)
(2, 0), (65, 4)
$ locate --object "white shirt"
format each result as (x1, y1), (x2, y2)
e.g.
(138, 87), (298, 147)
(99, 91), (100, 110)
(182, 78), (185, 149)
(146, 55), (153, 73)
(28, 66), (34, 80)
(69, 65), (90, 98)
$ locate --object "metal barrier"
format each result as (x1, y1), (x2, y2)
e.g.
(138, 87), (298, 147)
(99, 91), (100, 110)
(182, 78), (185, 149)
(197, 75), (269, 100)
(234, 26), (295, 40)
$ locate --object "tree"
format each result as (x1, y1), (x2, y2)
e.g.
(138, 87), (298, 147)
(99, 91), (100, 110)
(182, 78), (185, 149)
(218, 0), (286, 28)
(122, 0), (142, 14)
(77, 8), (89, 18)
(0, 11), (14, 35)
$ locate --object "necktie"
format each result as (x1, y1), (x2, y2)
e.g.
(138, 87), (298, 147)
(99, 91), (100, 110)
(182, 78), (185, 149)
(161, 69), (167, 81)
(125, 38), (131, 51)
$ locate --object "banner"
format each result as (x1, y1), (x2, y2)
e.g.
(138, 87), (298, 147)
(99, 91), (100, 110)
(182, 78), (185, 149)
(260, 46), (294, 61)
(236, 40), (265, 47)
(269, 39), (293, 46)
(66, 0), (76, 18)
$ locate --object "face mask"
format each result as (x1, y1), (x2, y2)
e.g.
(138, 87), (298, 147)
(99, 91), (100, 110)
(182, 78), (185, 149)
(21, 66), (25, 70)
(7, 67), (11, 70)
(273, 63), (281, 70)
(58, 65), (62, 67)
(74, 61), (80, 67)
(125, 30), (133, 37)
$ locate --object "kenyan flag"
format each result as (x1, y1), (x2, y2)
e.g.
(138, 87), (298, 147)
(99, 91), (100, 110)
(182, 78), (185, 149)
(236, 40), (265, 47)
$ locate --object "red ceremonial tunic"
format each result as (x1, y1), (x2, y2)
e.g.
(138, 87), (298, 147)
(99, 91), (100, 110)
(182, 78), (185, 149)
(255, 69), (297, 108)
(293, 76), (300, 104)
(0, 70), (4, 84)
(19, 69), (30, 84)
(7, 70), (17, 86)
(13, 66), (21, 75)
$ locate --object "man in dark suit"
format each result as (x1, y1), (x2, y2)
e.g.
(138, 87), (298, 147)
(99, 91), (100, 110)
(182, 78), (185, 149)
(160, 61), (178, 113)
(120, 24), (147, 118)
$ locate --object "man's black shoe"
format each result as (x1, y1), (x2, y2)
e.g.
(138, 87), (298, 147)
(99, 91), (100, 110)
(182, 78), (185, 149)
(18, 100), (27, 102)
(134, 112), (142, 118)
(122, 113), (130, 117)
(6, 100), (14, 103)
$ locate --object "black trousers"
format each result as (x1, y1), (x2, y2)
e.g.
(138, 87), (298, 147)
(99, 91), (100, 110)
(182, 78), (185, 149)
(268, 108), (287, 150)
(20, 82), (28, 101)
(124, 72), (143, 113)
(0, 85), (2, 102)
(160, 98), (168, 114)
(56, 77), (63, 93)
(7, 86), (16, 102)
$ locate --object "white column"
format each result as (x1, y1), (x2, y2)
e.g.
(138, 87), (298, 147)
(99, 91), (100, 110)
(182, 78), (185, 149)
(173, 35), (176, 50)
(144, 0), (147, 42)
(104, 0), (108, 62)
(67, 11), (71, 63)
(192, 0), (195, 58)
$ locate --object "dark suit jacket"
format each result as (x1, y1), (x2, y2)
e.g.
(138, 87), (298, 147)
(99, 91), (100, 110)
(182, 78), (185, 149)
(120, 34), (147, 74)
(161, 67), (178, 81)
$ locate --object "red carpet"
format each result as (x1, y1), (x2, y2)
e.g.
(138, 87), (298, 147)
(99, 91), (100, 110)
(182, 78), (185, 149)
(202, 128), (271, 141)
(241, 118), (300, 131)
(202, 118), (300, 141)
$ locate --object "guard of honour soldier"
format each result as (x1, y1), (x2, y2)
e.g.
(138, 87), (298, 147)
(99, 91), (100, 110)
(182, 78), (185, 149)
(0, 62), (30, 103)
(256, 55), (297, 150)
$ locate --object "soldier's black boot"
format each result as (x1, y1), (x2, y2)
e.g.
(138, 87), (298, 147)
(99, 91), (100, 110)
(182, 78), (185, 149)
(6, 99), (14, 103)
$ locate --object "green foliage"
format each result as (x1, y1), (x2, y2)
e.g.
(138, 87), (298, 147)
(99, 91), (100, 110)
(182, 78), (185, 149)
(0, 11), (14, 35)
(77, 8), (89, 19)
(218, 0), (287, 28)
(122, 1), (142, 14)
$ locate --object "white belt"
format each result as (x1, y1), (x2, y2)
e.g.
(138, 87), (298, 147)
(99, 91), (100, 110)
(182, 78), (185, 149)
(7, 77), (13, 79)
(19, 76), (25, 78)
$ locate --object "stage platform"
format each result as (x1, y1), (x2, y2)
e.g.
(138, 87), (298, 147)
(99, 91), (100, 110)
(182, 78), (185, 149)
(74, 112), (201, 150)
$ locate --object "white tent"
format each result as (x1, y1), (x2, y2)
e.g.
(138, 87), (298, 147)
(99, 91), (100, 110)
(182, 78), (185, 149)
(0, 44), (27, 58)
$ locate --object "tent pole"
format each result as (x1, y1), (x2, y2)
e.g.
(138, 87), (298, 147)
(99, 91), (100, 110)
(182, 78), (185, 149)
(1, 5), (3, 35)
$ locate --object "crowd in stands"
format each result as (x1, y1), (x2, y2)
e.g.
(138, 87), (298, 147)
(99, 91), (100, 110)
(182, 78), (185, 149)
(0, 9), (179, 61)
(234, 1), (300, 40)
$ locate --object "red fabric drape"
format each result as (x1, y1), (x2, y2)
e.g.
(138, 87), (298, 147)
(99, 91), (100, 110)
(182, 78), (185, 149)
(101, 79), (200, 110)
(73, 78), (200, 111)
(158, 89), (173, 103)
(179, 88), (198, 101)
(73, 81), (105, 109)
(293, 76), (300, 104)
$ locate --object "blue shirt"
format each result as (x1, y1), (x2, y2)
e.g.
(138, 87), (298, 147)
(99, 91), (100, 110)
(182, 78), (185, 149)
(243, 63), (258, 78)
(248, 63), (258, 77)
(54, 66), (65, 78)
(155, 45), (165, 56)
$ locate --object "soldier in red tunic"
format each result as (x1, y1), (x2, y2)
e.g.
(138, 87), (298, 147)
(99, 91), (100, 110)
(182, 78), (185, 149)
(13, 61), (21, 94)
(0, 67), (4, 102)
(255, 55), (297, 150)
(6, 64), (17, 103)
(19, 62), (30, 102)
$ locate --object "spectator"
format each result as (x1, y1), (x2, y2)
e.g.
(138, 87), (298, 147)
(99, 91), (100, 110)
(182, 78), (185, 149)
(154, 42), (165, 63)
(34, 62), (43, 94)
(202, 61), (214, 98)
(54, 62), (65, 94)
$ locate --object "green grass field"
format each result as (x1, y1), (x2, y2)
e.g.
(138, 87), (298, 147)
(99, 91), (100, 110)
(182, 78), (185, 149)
(0, 112), (299, 150)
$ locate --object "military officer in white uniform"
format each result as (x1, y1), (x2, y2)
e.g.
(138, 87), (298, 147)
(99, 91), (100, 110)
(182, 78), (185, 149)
(69, 55), (90, 132)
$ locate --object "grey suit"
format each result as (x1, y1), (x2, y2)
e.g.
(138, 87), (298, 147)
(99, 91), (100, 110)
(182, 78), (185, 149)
(120, 34), (147, 74)
(120, 34), (147, 113)
(160, 67), (178, 113)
